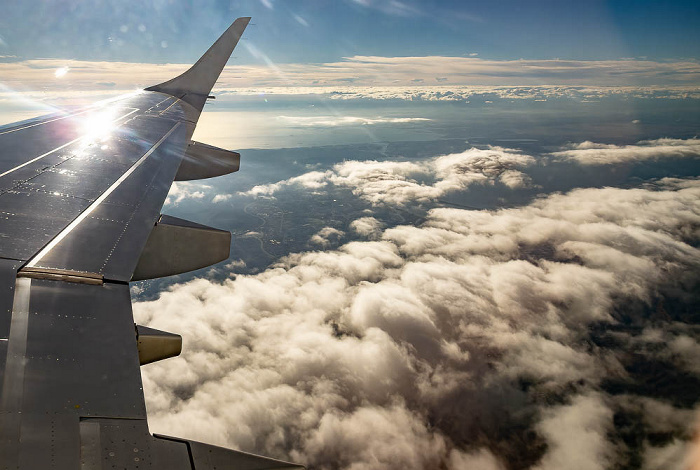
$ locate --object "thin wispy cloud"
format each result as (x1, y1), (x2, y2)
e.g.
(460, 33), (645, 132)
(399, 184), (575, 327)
(551, 138), (700, 165)
(348, 0), (422, 17)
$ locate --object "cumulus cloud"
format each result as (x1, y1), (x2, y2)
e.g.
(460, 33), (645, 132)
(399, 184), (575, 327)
(135, 176), (700, 469)
(240, 171), (331, 197)
(224, 259), (246, 271)
(165, 181), (210, 206)
(212, 193), (233, 203)
(310, 227), (345, 248)
(240, 146), (535, 204)
(552, 138), (700, 165)
(350, 217), (385, 239)
(652, 176), (700, 190)
(533, 394), (614, 470)
(498, 169), (534, 189)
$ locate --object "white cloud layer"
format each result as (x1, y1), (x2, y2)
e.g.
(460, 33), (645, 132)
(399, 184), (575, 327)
(2, 84), (698, 116)
(239, 146), (535, 204)
(552, 138), (700, 165)
(135, 174), (700, 469)
(264, 85), (700, 102)
(2, 56), (700, 103)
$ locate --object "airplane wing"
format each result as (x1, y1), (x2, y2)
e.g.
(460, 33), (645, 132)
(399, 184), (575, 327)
(0, 17), (304, 470)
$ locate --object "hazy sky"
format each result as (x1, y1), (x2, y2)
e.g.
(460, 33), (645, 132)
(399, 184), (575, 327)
(1, 0), (699, 64)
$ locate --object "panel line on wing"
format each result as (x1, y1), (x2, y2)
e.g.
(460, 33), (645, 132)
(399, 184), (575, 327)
(0, 277), (31, 467)
(0, 108), (95, 136)
(151, 95), (176, 110)
(159, 98), (182, 115)
(0, 108), (141, 180)
(18, 267), (104, 285)
(25, 122), (181, 269)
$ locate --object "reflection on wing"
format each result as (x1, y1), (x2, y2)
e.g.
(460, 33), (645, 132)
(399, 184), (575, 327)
(0, 17), (305, 470)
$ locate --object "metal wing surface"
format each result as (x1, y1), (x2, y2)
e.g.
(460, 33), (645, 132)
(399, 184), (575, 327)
(0, 17), (303, 470)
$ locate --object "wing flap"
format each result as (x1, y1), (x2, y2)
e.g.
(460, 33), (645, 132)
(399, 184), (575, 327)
(156, 435), (305, 470)
(0, 279), (146, 468)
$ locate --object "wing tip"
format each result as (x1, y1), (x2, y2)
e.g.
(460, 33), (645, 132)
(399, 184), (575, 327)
(144, 16), (251, 113)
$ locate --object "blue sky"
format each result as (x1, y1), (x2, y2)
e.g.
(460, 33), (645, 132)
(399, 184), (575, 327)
(1, 0), (699, 64)
(1, 0), (699, 99)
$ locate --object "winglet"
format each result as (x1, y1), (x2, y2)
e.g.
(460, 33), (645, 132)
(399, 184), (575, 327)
(145, 17), (251, 113)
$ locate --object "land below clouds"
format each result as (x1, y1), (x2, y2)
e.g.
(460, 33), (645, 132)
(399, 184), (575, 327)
(134, 128), (700, 469)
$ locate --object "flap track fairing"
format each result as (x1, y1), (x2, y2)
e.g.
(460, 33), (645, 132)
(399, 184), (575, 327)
(136, 325), (182, 365)
(132, 215), (231, 281)
(175, 140), (240, 181)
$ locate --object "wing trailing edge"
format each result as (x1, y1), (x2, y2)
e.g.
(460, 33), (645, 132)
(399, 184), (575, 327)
(145, 17), (251, 114)
(155, 435), (305, 470)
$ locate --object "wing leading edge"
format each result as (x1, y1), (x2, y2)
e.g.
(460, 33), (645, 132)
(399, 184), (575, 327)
(0, 17), (305, 470)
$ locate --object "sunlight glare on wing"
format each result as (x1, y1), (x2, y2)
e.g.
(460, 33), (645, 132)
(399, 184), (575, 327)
(80, 108), (117, 141)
